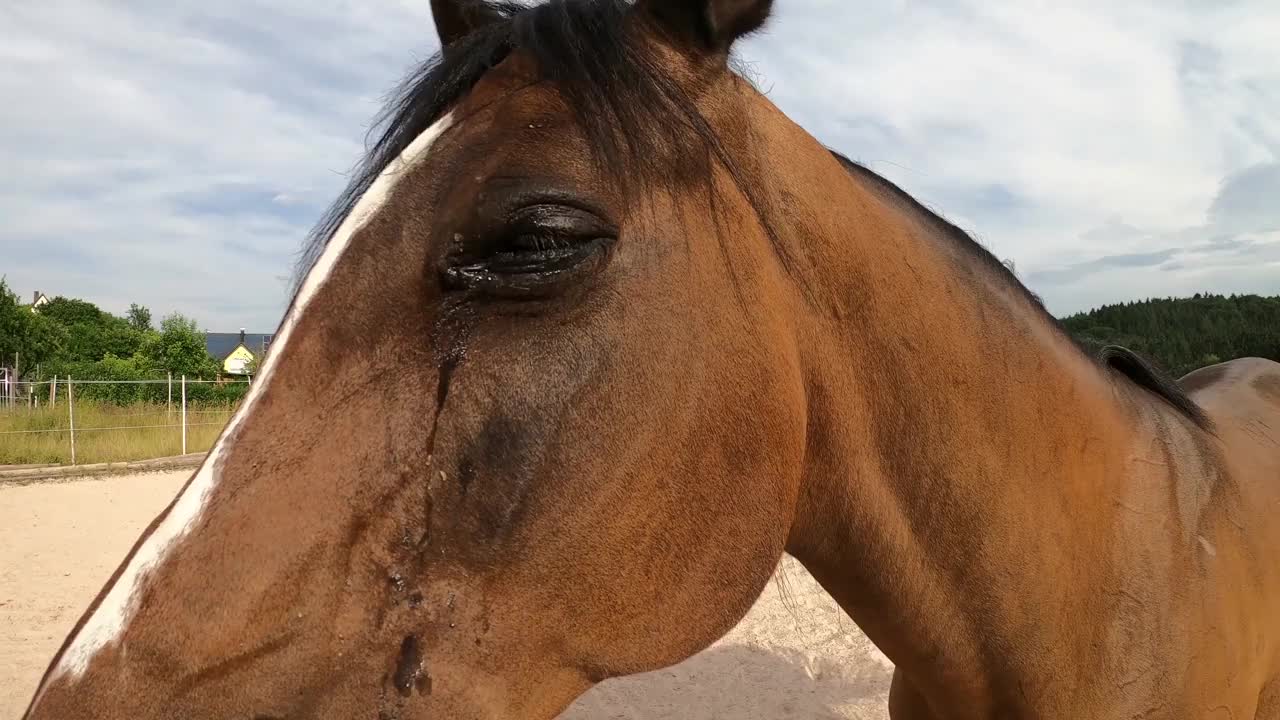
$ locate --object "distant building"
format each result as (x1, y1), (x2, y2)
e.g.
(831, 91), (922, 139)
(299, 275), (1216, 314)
(205, 329), (274, 376)
(29, 290), (49, 312)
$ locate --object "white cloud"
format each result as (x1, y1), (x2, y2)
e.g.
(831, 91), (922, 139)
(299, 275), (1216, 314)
(743, 0), (1280, 312)
(1, 0), (438, 331)
(1, 0), (1277, 329)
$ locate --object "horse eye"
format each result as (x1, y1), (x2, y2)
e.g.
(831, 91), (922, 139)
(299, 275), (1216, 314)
(502, 205), (614, 249)
(440, 204), (616, 297)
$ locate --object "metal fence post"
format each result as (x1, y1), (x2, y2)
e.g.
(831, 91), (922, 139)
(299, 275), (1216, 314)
(181, 375), (188, 455)
(68, 376), (76, 465)
(168, 371), (173, 419)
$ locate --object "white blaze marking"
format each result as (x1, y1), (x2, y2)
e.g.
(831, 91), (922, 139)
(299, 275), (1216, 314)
(48, 113), (456, 683)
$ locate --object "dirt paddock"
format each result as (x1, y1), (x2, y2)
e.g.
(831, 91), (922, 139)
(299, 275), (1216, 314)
(0, 470), (891, 718)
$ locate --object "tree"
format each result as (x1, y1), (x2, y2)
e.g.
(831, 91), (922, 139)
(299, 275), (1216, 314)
(0, 278), (68, 377)
(59, 318), (145, 363)
(0, 278), (26, 361)
(20, 313), (70, 377)
(39, 296), (104, 327)
(37, 296), (147, 363)
(141, 313), (219, 378)
(127, 303), (153, 332)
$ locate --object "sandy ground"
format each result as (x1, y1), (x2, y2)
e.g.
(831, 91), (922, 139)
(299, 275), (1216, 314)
(0, 471), (891, 718)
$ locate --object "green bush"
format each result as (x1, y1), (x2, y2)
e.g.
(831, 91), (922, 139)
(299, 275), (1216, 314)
(44, 354), (249, 407)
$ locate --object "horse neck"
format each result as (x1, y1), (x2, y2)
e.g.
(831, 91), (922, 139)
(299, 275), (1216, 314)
(767, 138), (1190, 709)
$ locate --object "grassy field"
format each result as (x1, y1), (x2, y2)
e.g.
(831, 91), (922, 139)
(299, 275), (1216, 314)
(0, 402), (234, 466)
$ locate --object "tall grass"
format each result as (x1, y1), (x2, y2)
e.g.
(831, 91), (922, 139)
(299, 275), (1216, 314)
(0, 401), (235, 465)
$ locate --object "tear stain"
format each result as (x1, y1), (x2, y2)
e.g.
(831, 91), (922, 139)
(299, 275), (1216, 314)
(417, 337), (461, 557)
(430, 293), (472, 414)
(393, 635), (426, 697)
(436, 351), (459, 409)
(420, 353), (454, 461)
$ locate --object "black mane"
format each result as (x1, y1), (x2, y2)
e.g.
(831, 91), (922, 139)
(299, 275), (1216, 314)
(829, 151), (1211, 430)
(1100, 346), (1212, 428)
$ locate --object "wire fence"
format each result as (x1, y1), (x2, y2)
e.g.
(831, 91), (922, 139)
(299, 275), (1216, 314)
(0, 375), (251, 466)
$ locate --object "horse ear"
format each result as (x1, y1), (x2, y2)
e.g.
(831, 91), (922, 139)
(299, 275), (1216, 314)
(639, 0), (775, 55)
(431, 0), (503, 48)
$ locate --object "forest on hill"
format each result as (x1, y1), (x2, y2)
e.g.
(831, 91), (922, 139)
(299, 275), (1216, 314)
(1061, 293), (1280, 378)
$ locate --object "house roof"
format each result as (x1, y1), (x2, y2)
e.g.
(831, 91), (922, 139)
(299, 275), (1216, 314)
(205, 332), (275, 362)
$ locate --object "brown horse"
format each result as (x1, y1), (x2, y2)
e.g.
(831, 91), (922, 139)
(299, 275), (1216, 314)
(22, 0), (1280, 718)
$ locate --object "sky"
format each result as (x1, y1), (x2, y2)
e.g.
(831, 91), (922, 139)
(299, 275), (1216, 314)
(2, 0), (1277, 332)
